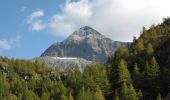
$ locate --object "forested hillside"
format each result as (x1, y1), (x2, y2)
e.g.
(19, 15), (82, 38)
(0, 57), (109, 100)
(107, 17), (170, 100)
(1, 18), (170, 100)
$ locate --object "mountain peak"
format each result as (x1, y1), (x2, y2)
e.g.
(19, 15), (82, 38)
(41, 26), (130, 63)
(80, 26), (93, 31)
(66, 26), (103, 42)
(70, 26), (102, 37)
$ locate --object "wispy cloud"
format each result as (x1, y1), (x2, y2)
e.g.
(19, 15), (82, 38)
(26, 10), (46, 31)
(0, 35), (22, 52)
(0, 39), (11, 50)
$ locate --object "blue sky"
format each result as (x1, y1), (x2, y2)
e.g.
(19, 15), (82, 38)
(0, 0), (65, 59)
(0, 0), (170, 59)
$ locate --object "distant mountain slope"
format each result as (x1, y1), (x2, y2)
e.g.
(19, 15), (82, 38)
(41, 26), (130, 63)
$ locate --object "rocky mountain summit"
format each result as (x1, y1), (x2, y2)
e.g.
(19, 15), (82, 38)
(38, 26), (130, 69)
(41, 26), (130, 62)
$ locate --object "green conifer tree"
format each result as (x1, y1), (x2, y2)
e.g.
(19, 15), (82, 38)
(135, 39), (145, 52)
(23, 88), (40, 100)
(146, 43), (154, 55)
(76, 87), (93, 100)
(0, 72), (10, 97)
(69, 91), (74, 100)
(133, 63), (140, 78)
(156, 93), (162, 100)
(137, 90), (143, 100)
(128, 84), (139, 100)
(41, 92), (50, 100)
(144, 57), (160, 78)
(117, 59), (132, 85)
(150, 57), (160, 77)
(114, 96), (119, 100)
(118, 83), (138, 100)
(95, 87), (105, 100)
(114, 45), (129, 61)
(143, 57), (160, 95)
(132, 63), (141, 88)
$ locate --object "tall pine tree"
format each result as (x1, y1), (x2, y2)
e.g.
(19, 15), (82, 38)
(132, 63), (141, 88)
(118, 83), (138, 100)
(117, 59), (132, 85)
(146, 43), (154, 55)
(143, 57), (160, 96)
(144, 57), (160, 79)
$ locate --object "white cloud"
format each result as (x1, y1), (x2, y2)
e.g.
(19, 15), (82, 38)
(27, 10), (46, 31)
(0, 35), (22, 52)
(49, 0), (92, 36)
(27, 0), (170, 41)
(48, 0), (170, 42)
(0, 39), (11, 50)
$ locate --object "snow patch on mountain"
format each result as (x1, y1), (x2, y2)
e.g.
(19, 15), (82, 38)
(51, 57), (78, 60)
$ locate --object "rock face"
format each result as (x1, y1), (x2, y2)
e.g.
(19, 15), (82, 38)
(36, 56), (92, 71)
(41, 26), (130, 63)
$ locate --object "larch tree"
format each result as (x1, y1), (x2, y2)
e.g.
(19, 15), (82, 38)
(146, 43), (154, 55)
(117, 59), (132, 85)
(156, 93), (162, 100)
(118, 83), (138, 100)
(95, 87), (105, 100)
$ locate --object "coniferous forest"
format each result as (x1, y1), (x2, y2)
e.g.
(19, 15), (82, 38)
(1, 18), (170, 100)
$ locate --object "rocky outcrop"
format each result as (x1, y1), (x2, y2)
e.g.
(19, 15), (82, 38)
(36, 56), (92, 71)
